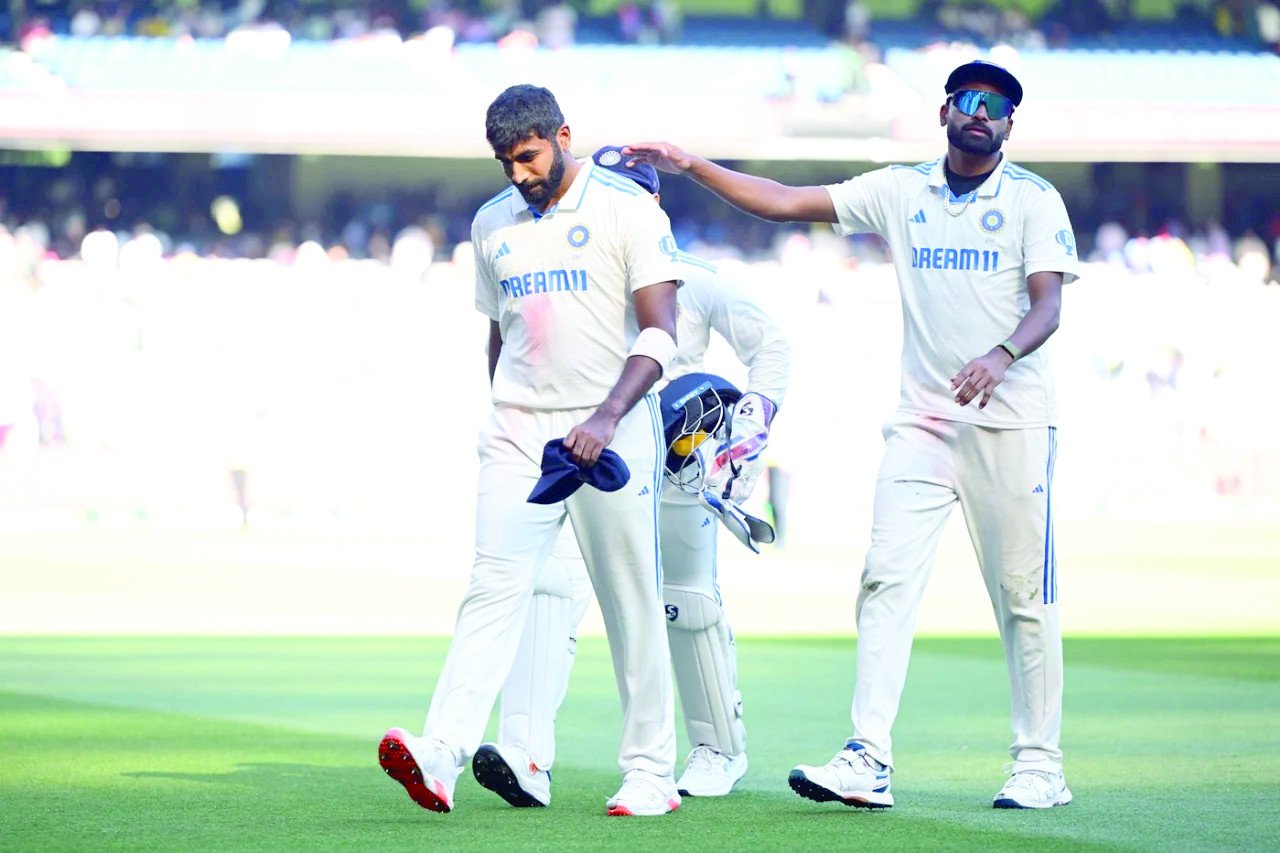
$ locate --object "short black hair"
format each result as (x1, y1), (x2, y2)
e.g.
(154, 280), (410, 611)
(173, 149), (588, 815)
(485, 85), (566, 153)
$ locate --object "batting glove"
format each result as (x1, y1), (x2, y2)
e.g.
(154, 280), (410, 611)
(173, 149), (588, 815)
(709, 392), (775, 502)
(698, 490), (777, 554)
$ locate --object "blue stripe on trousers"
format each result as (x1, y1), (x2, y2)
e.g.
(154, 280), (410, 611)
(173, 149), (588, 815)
(645, 395), (664, 596)
(1043, 426), (1057, 604)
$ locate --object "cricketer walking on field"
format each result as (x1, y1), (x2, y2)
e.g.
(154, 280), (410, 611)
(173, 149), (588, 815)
(466, 146), (791, 808)
(626, 58), (1080, 810)
(378, 85), (685, 817)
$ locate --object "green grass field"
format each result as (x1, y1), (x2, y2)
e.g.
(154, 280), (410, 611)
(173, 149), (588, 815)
(2, 636), (1278, 851)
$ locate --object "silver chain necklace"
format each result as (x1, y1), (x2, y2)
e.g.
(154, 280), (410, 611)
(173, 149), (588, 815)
(940, 185), (978, 217)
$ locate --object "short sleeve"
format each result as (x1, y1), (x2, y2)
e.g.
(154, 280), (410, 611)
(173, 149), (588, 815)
(617, 195), (685, 292)
(472, 223), (502, 320)
(824, 167), (899, 238)
(1023, 190), (1081, 285)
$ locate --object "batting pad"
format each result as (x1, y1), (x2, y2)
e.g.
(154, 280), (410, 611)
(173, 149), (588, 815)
(499, 591), (575, 771)
(664, 585), (745, 756)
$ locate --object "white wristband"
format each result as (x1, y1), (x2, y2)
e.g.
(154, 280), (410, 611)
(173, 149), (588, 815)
(628, 327), (677, 375)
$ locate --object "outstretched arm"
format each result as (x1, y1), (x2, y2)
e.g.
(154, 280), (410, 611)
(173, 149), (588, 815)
(623, 141), (837, 224)
(563, 282), (679, 466)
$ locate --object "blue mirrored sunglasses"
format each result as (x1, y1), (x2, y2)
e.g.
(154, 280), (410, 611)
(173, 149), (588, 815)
(950, 89), (1015, 120)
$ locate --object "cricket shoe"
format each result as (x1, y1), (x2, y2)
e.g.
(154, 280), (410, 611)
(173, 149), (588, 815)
(788, 741), (894, 809)
(676, 745), (748, 797)
(377, 727), (461, 813)
(472, 742), (551, 807)
(605, 769), (682, 816)
(993, 767), (1073, 809)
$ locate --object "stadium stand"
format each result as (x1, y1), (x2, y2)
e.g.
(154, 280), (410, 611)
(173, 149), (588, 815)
(0, 1), (1277, 265)
(20, 35), (852, 100)
(883, 46), (1280, 106)
(11, 30), (1278, 109)
(1, 2), (1278, 542)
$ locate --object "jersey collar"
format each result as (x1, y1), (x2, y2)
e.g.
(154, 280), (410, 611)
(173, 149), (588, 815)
(508, 158), (592, 220)
(552, 158), (592, 212)
(928, 154), (1010, 199)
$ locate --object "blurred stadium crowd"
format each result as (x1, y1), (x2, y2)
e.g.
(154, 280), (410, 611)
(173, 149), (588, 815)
(1, 0), (1279, 533)
(2, 0), (1278, 263)
(4, 0), (1279, 50)
(1, 227), (1276, 539)
(2, 178), (1278, 282)
(2, 151), (1278, 281)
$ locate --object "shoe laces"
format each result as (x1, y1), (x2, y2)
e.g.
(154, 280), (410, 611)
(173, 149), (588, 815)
(687, 745), (730, 773)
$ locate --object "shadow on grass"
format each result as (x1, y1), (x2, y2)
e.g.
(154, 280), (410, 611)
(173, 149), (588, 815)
(124, 763), (363, 787)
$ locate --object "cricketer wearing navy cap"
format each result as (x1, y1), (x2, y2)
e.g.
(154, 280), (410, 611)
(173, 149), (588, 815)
(624, 52), (1079, 812)
(945, 59), (1024, 107)
(937, 58), (1021, 161)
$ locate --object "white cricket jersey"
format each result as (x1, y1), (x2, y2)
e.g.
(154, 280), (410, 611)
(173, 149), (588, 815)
(669, 251), (790, 408)
(826, 155), (1079, 427)
(473, 159), (684, 409)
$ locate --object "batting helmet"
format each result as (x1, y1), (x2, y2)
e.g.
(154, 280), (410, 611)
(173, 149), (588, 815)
(658, 372), (742, 493)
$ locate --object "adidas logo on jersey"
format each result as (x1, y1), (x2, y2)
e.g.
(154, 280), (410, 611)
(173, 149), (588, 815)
(494, 242), (511, 260)
(1032, 484), (1045, 494)
(909, 209), (927, 224)
(637, 485), (650, 496)
(701, 517), (713, 528)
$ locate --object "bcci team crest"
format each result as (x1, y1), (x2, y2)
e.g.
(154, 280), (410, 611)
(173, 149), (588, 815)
(980, 209), (1005, 233)
(567, 224), (590, 248)
(597, 149), (623, 167)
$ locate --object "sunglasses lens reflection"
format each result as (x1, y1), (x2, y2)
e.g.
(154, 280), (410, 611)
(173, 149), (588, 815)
(953, 90), (1013, 119)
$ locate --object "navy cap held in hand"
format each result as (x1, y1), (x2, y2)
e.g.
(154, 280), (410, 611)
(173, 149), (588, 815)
(528, 439), (632, 504)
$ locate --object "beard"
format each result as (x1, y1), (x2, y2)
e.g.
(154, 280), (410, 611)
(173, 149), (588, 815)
(947, 121), (1005, 156)
(516, 145), (566, 208)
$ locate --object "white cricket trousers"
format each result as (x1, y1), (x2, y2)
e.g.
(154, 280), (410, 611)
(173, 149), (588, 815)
(851, 413), (1062, 772)
(500, 485), (743, 769)
(424, 397), (677, 778)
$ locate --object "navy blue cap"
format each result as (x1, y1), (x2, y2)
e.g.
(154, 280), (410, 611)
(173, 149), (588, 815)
(593, 146), (660, 195)
(945, 59), (1023, 107)
(528, 439), (631, 505)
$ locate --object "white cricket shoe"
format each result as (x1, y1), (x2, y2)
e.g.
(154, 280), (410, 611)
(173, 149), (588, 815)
(471, 742), (551, 808)
(993, 767), (1073, 809)
(788, 741), (894, 809)
(377, 727), (461, 813)
(676, 745), (748, 797)
(605, 769), (682, 816)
